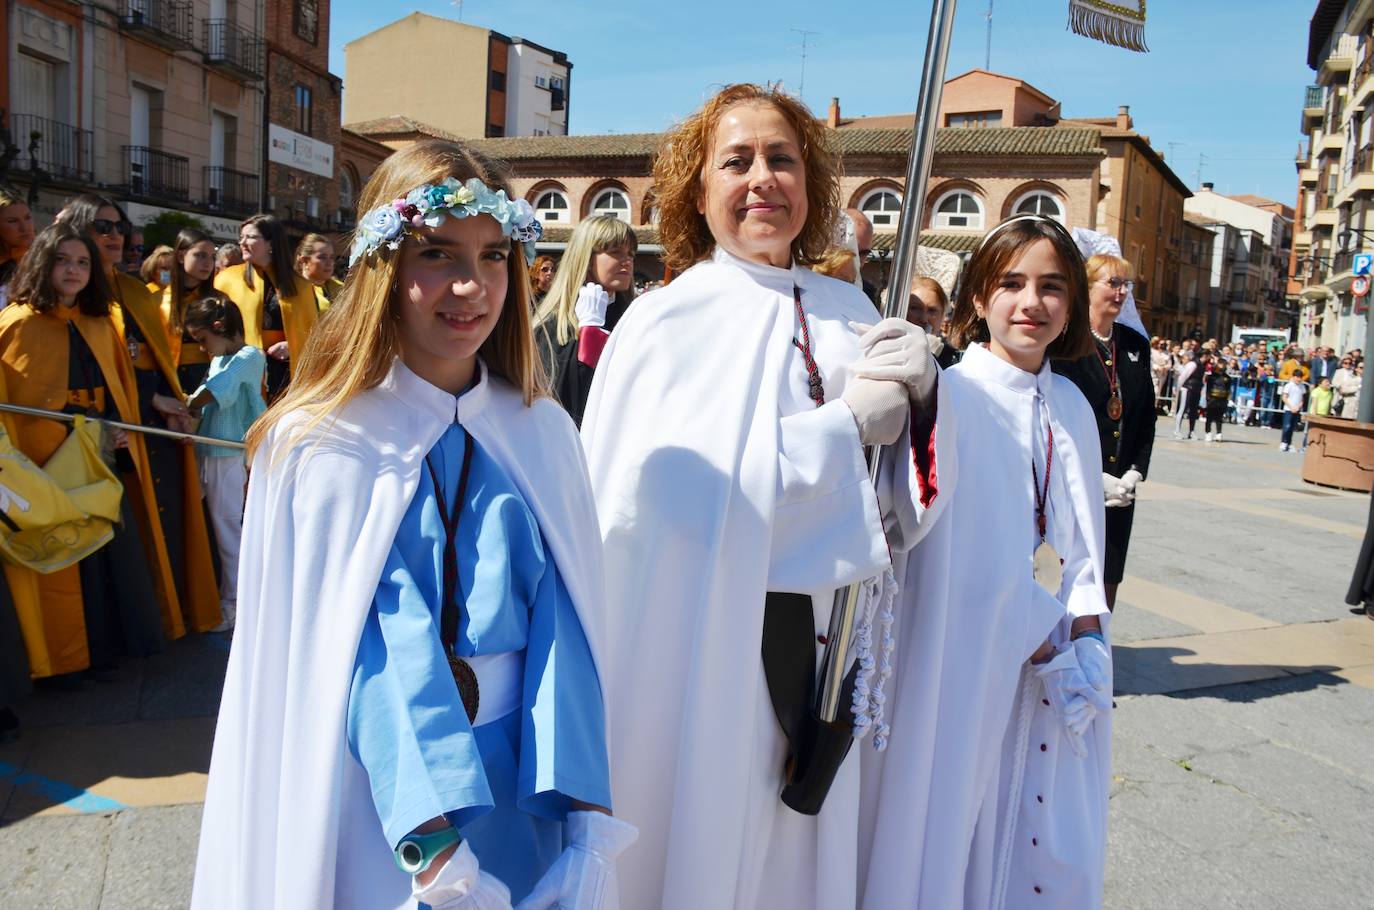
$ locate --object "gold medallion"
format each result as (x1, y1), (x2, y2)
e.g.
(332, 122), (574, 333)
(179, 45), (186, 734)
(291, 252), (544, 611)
(448, 654), (481, 724)
(1107, 395), (1124, 420)
(1033, 540), (1064, 595)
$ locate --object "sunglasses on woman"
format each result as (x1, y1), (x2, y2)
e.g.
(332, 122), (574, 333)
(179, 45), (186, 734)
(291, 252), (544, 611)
(92, 218), (132, 237)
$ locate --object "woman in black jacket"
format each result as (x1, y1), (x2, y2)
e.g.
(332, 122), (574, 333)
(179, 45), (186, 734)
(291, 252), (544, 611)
(1054, 253), (1156, 609)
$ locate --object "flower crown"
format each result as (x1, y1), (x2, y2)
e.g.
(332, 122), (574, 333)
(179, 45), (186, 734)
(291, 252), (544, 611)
(349, 177), (544, 267)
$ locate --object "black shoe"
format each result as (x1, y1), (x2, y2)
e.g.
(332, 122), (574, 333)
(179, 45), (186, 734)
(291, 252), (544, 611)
(85, 663), (119, 683)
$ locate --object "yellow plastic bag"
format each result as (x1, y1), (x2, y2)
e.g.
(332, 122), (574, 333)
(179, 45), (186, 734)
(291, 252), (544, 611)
(0, 416), (123, 573)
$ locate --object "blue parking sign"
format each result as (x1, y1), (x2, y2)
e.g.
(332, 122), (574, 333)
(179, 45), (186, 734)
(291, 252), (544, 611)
(1355, 252), (1373, 276)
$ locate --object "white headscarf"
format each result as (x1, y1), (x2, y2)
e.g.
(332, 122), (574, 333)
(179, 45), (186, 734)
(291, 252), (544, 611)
(1070, 226), (1148, 337)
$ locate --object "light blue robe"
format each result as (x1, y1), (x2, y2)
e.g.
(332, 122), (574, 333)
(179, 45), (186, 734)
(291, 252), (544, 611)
(347, 422), (611, 901)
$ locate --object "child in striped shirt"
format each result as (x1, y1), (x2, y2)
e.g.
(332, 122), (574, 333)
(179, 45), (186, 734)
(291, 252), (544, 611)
(185, 296), (266, 632)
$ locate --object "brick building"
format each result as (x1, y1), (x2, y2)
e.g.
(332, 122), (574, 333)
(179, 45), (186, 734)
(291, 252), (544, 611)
(263, 0), (341, 236)
(3, 0), (266, 240)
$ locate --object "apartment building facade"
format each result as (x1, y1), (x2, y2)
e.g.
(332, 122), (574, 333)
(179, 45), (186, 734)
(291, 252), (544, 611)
(3, 0), (266, 240)
(343, 13), (570, 140)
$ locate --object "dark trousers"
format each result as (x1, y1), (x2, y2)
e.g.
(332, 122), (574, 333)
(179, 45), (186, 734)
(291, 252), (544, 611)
(1281, 410), (1302, 446)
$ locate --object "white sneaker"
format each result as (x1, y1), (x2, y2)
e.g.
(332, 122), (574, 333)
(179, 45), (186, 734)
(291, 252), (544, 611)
(1279, 443), (1290, 452)
(1215, 432), (1223, 443)
(209, 603), (236, 634)
(1205, 432), (1214, 443)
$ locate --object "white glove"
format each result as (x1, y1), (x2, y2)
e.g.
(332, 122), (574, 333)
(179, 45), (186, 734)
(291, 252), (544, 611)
(1071, 634), (1113, 712)
(575, 283), (611, 329)
(841, 377), (909, 446)
(850, 319), (937, 405)
(1034, 646), (1096, 756)
(413, 840), (513, 910)
(516, 811), (638, 910)
(926, 332), (946, 358)
(1103, 472), (1132, 508)
(1119, 468), (1143, 498)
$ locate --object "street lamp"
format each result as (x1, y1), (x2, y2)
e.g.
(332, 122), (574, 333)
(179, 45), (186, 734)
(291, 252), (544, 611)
(1336, 227), (1374, 252)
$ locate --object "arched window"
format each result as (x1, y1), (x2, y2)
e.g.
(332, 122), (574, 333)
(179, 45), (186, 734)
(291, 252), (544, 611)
(859, 188), (903, 228)
(534, 189), (570, 223)
(339, 168), (355, 211)
(932, 190), (984, 230)
(590, 187), (631, 222)
(1012, 191), (1064, 223)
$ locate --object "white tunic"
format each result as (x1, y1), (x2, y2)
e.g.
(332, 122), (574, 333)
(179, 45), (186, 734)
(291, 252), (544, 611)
(581, 248), (950, 910)
(860, 342), (1111, 909)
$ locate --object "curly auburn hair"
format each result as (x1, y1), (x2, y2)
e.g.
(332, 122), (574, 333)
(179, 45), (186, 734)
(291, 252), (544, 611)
(653, 84), (840, 273)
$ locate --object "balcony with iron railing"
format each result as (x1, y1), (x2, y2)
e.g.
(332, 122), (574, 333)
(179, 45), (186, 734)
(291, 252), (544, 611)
(202, 19), (264, 81)
(204, 166), (258, 216)
(125, 146), (189, 203)
(120, 1), (195, 51)
(7, 113), (93, 183)
(1306, 84), (1326, 111)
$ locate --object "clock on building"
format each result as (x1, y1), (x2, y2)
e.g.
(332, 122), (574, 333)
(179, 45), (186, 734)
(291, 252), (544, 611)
(294, 0), (319, 44)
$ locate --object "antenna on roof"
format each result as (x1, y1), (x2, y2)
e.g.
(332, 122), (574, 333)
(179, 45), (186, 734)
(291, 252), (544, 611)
(789, 29), (820, 102)
(985, 0), (994, 69)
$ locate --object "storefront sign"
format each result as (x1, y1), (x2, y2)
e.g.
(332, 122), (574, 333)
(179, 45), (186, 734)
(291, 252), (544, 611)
(269, 124), (334, 179)
(124, 202), (242, 242)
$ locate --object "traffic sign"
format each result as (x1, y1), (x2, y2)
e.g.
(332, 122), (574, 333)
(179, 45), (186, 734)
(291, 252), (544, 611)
(1353, 275), (1370, 298)
(1356, 253), (1374, 276)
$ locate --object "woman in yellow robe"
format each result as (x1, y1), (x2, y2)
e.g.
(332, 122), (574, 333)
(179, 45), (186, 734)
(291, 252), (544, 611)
(58, 195), (221, 638)
(295, 232), (344, 313)
(215, 215), (319, 401)
(0, 223), (166, 678)
(161, 227), (222, 393)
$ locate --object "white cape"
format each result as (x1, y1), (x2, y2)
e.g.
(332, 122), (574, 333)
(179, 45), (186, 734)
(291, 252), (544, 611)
(191, 360), (608, 910)
(582, 248), (951, 910)
(860, 343), (1112, 909)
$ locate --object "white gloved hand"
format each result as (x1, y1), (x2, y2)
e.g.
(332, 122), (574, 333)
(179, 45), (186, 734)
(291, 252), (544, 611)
(1071, 634), (1113, 712)
(926, 332), (946, 358)
(1034, 646), (1096, 756)
(849, 319), (937, 405)
(1103, 471), (1132, 508)
(1119, 468), (1143, 498)
(575, 283), (611, 328)
(516, 812), (638, 910)
(413, 840), (514, 910)
(841, 377), (909, 446)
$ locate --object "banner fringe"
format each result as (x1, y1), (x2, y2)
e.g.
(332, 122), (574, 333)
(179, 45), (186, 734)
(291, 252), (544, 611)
(1068, 3), (1149, 53)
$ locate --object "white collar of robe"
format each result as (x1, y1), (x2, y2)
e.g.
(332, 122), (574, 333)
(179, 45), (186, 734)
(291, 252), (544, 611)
(382, 356), (491, 425)
(710, 245), (808, 295)
(961, 341), (1055, 397)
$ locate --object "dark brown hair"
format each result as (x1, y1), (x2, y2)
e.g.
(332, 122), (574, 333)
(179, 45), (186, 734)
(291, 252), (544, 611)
(171, 227), (218, 335)
(239, 213), (299, 298)
(948, 216), (1092, 360)
(9, 222), (112, 316)
(184, 295), (245, 339)
(652, 83), (840, 273)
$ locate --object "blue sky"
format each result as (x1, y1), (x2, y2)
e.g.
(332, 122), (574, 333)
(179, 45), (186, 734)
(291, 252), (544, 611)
(330, 0), (1313, 206)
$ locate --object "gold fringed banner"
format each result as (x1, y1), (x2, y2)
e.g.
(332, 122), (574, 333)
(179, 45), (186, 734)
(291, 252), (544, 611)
(1069, 0), (1149, 53)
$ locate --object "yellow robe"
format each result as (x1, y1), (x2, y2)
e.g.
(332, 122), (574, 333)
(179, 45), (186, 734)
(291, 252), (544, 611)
(214, 263), (319, 372)
(158, 285), (212, 371)
(0, 304), (179, 676)
(312, 277), (344, 313)
(109, 272), (222, 636)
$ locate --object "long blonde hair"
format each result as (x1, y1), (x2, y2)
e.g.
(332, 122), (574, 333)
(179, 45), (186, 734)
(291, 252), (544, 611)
(246, 140), (548, 458)
(535, 215), (637, 345)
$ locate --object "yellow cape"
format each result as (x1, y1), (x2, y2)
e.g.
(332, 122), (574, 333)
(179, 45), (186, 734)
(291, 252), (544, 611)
(0, 303), (187, 676)
(214, 263), (319, 372)
(109, 273), (222, 636)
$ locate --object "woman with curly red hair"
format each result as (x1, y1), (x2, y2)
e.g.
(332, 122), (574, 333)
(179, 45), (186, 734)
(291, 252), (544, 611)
(581, 84), (949, 910)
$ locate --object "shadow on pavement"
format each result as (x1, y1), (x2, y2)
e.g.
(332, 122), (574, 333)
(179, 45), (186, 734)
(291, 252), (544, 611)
(1114, 643), (1342, 700)
(0, 632), (229, 824)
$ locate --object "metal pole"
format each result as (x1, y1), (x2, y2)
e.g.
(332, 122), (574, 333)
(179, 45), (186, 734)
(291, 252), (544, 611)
(0, 402), (245, 449)
(1360, 295), (1374, 424)
(816, 0), (960, 725)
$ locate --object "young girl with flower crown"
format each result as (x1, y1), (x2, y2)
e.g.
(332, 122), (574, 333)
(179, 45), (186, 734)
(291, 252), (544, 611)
(192, 140), (633, 910)
(862, 216), (1112, 909)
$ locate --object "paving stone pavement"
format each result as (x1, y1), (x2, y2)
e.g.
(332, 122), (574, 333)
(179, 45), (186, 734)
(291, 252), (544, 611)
(0, 421), (1370, 908)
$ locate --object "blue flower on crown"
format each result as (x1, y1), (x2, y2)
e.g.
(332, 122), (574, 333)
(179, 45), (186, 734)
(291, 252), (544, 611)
(349, 177), (544, 266)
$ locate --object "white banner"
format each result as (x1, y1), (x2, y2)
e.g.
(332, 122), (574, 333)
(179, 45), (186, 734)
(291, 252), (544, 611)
(268, 124), (334, 179)
(124, 201), (242, 241)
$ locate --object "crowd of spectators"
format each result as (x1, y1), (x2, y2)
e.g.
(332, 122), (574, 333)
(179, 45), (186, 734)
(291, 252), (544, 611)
(1146, 336), (1364, 449)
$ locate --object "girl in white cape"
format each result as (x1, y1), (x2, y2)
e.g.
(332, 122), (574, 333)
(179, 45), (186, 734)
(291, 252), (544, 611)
(861, 215), (1113, 909)
(191, 140), (634, 910)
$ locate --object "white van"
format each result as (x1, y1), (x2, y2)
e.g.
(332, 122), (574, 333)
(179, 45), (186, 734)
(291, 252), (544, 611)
(1230, 327), (1291, 354)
